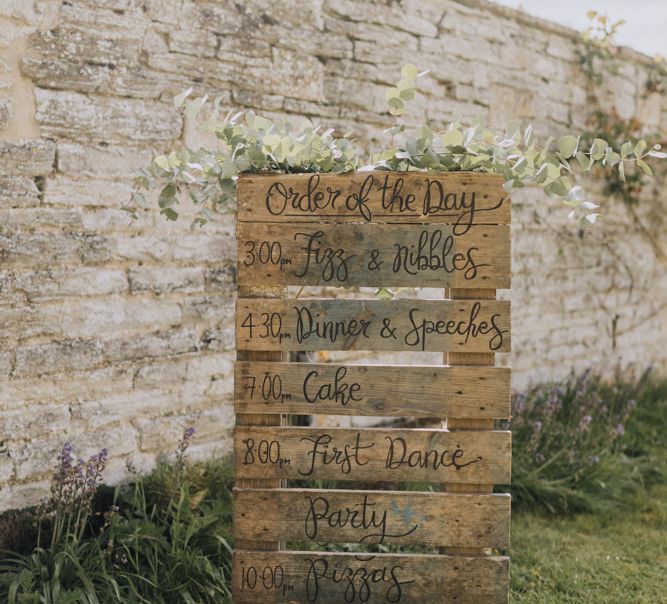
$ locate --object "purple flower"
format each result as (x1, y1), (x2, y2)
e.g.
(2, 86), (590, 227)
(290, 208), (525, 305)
(627, 399), (637, 410)
(580, 415), (593, 430)
(533, 420), (543, 433)
(514, 393), (527, 411)
(535, 453), (546, 464)
(590, 455), (600, 463)
(616, 423), (625, 436)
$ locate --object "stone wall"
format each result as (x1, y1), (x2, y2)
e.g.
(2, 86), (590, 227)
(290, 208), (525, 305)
(1, 0), (665, 511)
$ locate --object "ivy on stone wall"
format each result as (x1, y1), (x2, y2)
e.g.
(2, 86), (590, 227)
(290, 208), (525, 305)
(577, 11), (666, 207)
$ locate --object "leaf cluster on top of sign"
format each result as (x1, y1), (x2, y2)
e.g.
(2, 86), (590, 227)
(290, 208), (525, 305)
(125, 64), (666, 227)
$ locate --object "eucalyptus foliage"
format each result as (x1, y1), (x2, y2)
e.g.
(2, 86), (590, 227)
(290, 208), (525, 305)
(127, 64), (666, 225)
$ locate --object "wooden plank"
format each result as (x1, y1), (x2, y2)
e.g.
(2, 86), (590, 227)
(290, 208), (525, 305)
(232, 550), (509, 604)
(234, 361), (512, 419)
(236, 298), (511, 353)
(234, 426), (511, 484)
(237, 223), (511, 288)
(237, 171), (510, 226)
(233, 488), (510, 548)
(444, 289), (503, 557)
(235, 281), (284, 553)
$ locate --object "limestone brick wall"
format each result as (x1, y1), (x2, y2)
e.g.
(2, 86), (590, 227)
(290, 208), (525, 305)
(1, 0), (665, 511)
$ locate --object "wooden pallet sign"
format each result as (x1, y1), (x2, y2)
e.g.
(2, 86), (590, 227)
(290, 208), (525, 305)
(234, 171), (512, 603)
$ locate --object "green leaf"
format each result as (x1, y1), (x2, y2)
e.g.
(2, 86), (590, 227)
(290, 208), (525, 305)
(385, 87), (400, 99)
(620, 142), (632, 158)
(524, 124), (534, 146)
(545, 163), (562, 183)
(637, 159), (653, 175)
(399, 87), (416, 101)
(606, 150), (621, 166)
(558, 135), (578, 158)
(442, 129), (464, 146)
(158, 183), (177, 208)
(131, 191), (148, 208)
(120, 205), (137, 218)
(173, 87), (194, 108)
(618, 161), (626, 182)
(634, 139), (647, 157)
(154, 155), (171, 172)
(576, 152), (591, 170)
(568, 185), (586, 201)
(262, 134), (281, 149)
(185, 96), (207, 121)
(590, 138), (608, 161)
(401, 64), (419, 80)
(388, 97), (404, 115)
(549, 176), (570, 197)
(161, 207), (179, 221)
(376, 287), (395, 300)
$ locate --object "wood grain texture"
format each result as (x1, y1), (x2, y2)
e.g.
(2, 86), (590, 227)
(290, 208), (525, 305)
(237, 171), (510, 225)
(235, 283), (284, 552)
(233, 488), (510, 548)
(237, 223), (511, 288)
(444, 288), (504, 559)
(236, 298), (511, 353)
(232, 550), (510, 604)
(234, 426), (511, 484)
(234, 361), (512, 419)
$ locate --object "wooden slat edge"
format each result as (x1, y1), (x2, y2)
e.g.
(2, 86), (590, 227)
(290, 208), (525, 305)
(238, 171), (510, 224)
(234, 426), (511, 484)
(233, 487), (511, 549)
(236, 298), (511, 353)
(232, 550), (510, 603)
(234, 361), (511, 418)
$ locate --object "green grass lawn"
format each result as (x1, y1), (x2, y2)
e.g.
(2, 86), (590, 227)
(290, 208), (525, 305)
(511, 484), (667, 603)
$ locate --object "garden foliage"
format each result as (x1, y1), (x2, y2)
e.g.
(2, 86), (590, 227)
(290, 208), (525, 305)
(1, 369), (665, 602)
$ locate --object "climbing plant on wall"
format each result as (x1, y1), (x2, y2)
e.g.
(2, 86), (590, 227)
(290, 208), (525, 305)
(577, 11), (666, 207)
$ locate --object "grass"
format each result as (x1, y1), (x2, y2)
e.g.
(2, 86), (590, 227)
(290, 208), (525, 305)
(511, 483), (667, 603)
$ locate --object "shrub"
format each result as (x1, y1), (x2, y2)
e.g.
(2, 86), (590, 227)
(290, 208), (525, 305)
(510, 366), (667, 513)
(0, 430), (234, 604)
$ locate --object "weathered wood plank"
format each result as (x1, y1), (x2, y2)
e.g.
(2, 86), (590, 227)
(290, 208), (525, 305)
(234, 361), (512, 419)
(236, 298), (511, 353)
(444, 289), (501, 556)
(234, 426), (511, 484)
(233, 488), (510, 548)
(232, 550), (510, 604)
(235, 282), (285, 552)
(237, 223), (511, 288)
(237, 171), (510, 225)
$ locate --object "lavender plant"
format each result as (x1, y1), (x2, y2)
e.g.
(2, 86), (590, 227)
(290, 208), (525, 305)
(39, 443), (108, 547)
(511, 366), (667, 513)
(0, 430), (234, 604)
